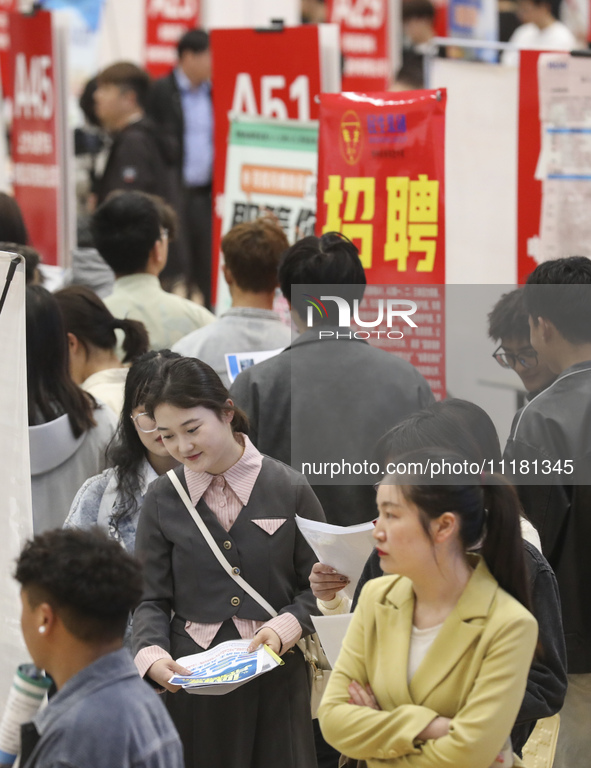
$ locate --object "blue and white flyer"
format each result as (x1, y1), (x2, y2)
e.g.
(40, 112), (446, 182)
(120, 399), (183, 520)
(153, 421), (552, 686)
(168, 640), (283, 695)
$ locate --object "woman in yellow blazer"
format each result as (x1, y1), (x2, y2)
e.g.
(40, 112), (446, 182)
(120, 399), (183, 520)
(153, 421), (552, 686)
(318, 448), (538, 768)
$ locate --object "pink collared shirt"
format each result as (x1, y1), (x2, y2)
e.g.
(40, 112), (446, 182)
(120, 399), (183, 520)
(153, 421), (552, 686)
(135, 434), (302, 679)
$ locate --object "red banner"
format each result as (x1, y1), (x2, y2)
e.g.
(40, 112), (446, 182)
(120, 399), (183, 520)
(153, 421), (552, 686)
(316, 91), (447, 399)
(327, 0), (390, 91)
(10, 11), (61, 265)
(144, 0), (199, 79)
(517, 49), (544, 285)
(210, 26), (324, 302)
(0, 0), (16, 98)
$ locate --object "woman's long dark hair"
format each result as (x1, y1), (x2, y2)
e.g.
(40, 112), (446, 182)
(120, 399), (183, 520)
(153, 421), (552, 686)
(26, 286), (96, 437)
(385, 447), (531, 612)
(144, 357), (249, 434)
(108, 350), (180, 527)
(55, 285), (149, 364)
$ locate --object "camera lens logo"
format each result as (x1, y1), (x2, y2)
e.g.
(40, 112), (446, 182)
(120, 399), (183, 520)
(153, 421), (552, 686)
(339, 110), (363, 165)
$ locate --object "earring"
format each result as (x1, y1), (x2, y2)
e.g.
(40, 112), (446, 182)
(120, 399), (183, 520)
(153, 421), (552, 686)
(38, 626), (46, 634)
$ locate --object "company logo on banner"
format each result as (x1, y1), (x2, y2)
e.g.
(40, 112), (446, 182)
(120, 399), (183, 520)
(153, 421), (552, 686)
(145, 0), (199, 78)
(328, 0), (391, 91)
(316, 91), (447, 398)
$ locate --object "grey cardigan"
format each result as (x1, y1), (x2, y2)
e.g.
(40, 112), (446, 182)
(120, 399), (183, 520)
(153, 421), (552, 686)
(132, 456), (326, 656)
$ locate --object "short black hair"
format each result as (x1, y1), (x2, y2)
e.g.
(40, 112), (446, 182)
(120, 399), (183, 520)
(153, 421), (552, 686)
(278, 232), (366, 318)
(91, 192), (161, 275)
(524, 256), (591, 344)
(402, 0), (436, 21)
(177, 29), (209, 57)
(15, 529), (143, 644)
(96, 62), (151, 110)
(487, 289), (530, 342)
(523, 0), (561, 19)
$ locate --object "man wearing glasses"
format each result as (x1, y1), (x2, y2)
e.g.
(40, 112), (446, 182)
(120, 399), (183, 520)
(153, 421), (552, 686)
(488, 288), (556, 399)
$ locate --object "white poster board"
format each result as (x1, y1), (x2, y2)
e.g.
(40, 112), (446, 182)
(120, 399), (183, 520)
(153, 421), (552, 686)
(0, 253), (33, 711)
(426, 59), (522, 443)
(427, 57), (518, 285)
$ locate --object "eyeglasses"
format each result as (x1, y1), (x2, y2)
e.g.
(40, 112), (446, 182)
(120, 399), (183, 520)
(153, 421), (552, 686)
(492, 345), (538, 370)
(131, 412), (158, 433)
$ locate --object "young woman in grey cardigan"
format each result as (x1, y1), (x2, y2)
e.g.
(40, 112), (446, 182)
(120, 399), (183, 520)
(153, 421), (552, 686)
(131, 356), (325, 768)
(65, 351), (180, 552)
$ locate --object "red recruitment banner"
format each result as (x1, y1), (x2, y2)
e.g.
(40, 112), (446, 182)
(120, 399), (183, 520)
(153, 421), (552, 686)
(0, 0), (16, 98)
(10, 10), (61, 266)
(316, 90), (446, 283)
(517, 49), (545, 285)
(210, 25), (324, 303)
(145, 0), (199, 79)
(327, 0), (390, 91)
(316, 90), (447, 399)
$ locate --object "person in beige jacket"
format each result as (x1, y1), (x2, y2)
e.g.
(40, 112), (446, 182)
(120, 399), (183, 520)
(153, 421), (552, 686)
(318, 448), (538, 768)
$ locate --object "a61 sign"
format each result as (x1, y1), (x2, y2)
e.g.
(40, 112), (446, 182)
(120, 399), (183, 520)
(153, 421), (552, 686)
(231, 74), (310, 121)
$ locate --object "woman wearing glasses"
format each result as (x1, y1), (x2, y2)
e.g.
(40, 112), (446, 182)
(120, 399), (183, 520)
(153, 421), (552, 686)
(65, 350), (180, 554)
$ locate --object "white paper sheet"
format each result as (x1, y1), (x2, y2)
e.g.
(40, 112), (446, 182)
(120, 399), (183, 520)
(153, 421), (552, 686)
(296, 516), (376, 600)
(312, 614), (354, 669)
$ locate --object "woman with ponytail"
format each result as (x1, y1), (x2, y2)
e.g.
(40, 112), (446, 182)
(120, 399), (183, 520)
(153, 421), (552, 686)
(55, 285), (149, 416)
(312, 399), (566, 755)
(318, 447), (538, 768)
(131, 356), (325, 768)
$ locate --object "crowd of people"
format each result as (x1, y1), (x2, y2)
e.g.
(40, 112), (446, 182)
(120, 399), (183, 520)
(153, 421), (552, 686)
(9, 198), (591, 768)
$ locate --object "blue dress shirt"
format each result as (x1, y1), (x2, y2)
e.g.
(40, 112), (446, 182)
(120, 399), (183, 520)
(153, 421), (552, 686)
(174, 67), (213, 187)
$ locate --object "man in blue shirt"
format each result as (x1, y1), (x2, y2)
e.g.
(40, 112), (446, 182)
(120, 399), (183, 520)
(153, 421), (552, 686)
(149, 30), (213, 308)
(15, 529), (184, 768)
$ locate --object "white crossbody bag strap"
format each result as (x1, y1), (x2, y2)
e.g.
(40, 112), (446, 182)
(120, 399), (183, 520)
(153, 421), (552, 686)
(167, 470), (278, 619)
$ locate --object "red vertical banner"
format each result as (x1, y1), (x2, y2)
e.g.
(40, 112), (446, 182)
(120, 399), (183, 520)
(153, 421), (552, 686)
(144, 0), (200, 79)
(10, 11), (61, 266)
(316, 91), (447, 398)
(210, 26), (324, 302)
(327, 0), (390, 91)
(0, 0), (16, 98)
(517, 50), (543, 285)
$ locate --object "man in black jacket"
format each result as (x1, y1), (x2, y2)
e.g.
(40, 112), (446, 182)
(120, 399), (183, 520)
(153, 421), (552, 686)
(148, 30), (213, 307)
(93, 62), (185, 284)
(504, 256), (591, 768)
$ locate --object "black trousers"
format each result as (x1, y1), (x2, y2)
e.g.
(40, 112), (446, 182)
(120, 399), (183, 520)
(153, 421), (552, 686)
(182, 185), (212, 309)
(166, 618), (318, 768)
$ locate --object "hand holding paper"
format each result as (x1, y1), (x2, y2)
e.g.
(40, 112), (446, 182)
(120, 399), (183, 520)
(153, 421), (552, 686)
(247, 627), (281, 655)
(296, 516), (375, 600)
(148, 657), (192, 693)
(309, 562), (350, 602)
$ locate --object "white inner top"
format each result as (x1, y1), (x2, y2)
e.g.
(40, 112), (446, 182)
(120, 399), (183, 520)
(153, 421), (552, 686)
(407, 623), (444, 684)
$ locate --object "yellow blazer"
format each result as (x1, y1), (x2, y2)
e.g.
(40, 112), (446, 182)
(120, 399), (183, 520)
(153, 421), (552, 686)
(318, 556), (538, 768)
